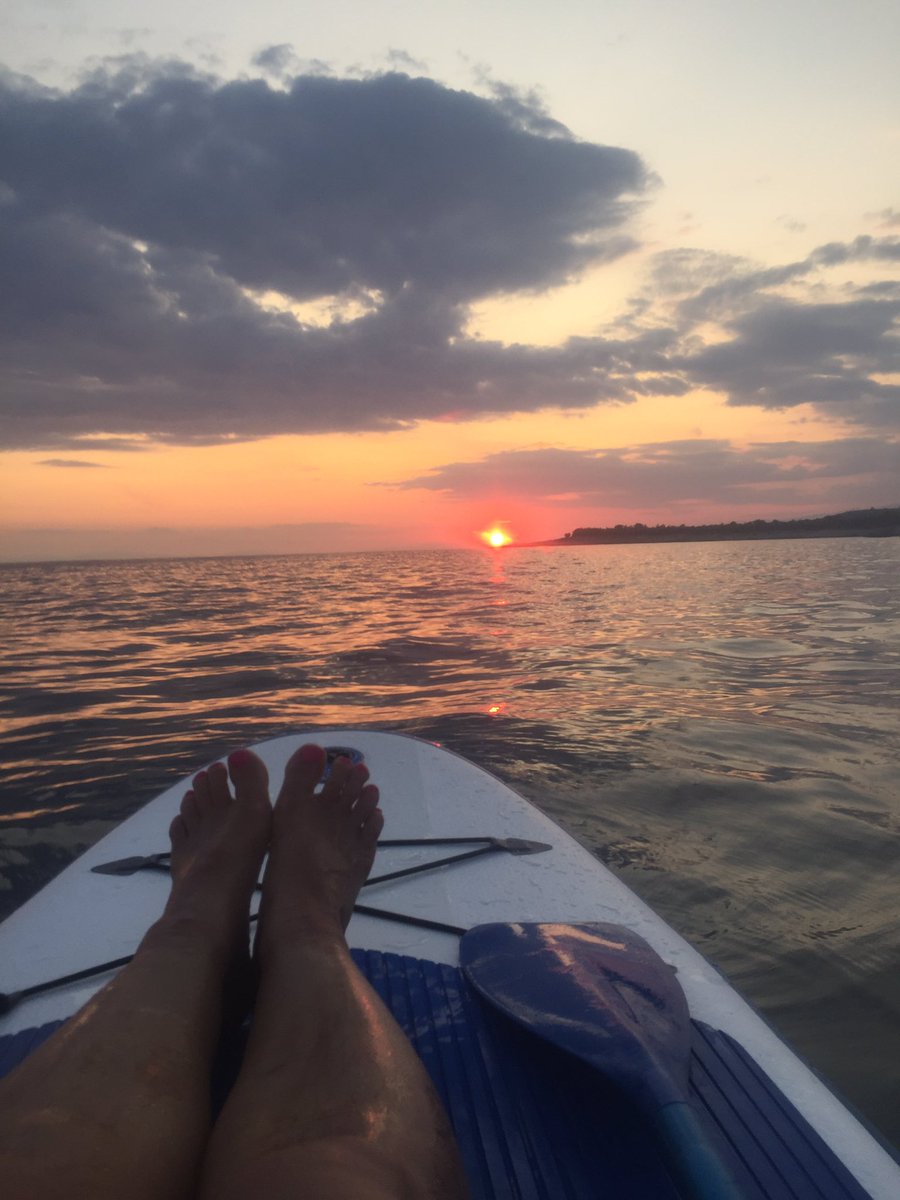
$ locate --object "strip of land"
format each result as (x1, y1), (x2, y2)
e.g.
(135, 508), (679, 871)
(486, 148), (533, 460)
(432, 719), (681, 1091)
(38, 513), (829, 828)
(516, 506), (900, 547)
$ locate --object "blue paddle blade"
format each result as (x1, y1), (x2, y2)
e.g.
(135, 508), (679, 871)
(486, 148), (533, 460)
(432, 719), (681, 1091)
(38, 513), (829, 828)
(460, 921), (691, 1115)
(462, 922), (746, 1200)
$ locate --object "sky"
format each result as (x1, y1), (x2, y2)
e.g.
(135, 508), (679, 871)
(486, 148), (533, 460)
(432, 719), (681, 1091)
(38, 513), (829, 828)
(0, 0), (898, 560)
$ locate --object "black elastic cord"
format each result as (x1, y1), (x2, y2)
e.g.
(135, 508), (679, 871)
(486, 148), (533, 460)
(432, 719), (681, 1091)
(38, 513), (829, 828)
(93, 839), (505, 892)
(1, 839), (499, 1012)
(351, 905), (466, 937)
(1, 955), (134, 1016)
(366, 843), (500, 886)
(377, 837), (501, 846)
(0, 898), (466, 1013)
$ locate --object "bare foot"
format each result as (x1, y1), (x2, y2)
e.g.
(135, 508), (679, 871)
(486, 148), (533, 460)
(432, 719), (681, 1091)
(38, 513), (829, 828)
(255, 744), (383, 956)
(155, 749), (272, 963)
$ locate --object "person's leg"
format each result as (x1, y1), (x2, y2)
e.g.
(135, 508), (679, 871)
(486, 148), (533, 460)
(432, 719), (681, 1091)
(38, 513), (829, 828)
(199, 745), (470, 1200)
(0, 752), (271, 1200)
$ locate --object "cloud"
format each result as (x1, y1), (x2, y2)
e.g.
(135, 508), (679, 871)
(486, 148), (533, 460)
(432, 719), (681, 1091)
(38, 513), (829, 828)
(0, 58), (651, 450)
(648, 235), (900, 324)
(396, 438), (900, 512)
(628, 237), (900, 429)
(252, 44), (305, 78)
(252, 45), (330, 82)
(776, 215), (807, 233)
(384, 48), (429, 74)
(0, 63), (644, 300)
(867, 207), (900, 229)
(36, 458), (108, 468)
(683, 295), (900, 426)
(0, 57), (897, 454)
(476, 75), (572, 139)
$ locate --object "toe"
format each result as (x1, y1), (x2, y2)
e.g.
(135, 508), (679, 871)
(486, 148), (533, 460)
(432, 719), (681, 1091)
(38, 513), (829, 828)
(277, 743), (326, 806)
(192, 769), (212, 816)
(180, 789), (201, 831)
(321, 755), (351, 800)
(228, 748), (270, 805)
(362, 806), (385, 847)
(323, 758), (369, 808)
(169, 813), (188, 846)
(207, 761), (232, 809)
(342, 763), (370, 810)
(353, 783), (380, 826)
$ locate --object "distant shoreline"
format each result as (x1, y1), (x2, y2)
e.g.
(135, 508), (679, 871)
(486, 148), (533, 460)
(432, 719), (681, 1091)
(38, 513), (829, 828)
(512, 506), (900, 548)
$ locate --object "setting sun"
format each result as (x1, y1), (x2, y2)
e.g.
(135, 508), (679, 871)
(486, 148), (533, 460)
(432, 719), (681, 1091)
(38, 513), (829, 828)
(481, 527), (512, 548)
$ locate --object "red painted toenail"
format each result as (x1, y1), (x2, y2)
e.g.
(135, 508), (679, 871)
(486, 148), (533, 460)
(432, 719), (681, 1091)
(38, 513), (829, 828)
(228, 749), (253, 769)
(299, 743), (325, 764)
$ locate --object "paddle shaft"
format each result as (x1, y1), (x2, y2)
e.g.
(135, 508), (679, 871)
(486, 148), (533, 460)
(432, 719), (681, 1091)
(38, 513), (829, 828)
(656, 1101), (745, 1200)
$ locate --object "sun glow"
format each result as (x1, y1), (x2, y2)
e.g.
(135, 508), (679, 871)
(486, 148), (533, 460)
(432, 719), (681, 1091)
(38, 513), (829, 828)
(481, 527), (512, 548)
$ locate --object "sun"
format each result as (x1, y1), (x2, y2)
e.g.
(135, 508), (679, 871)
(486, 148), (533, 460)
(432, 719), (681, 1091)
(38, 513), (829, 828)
(480, 527), (512, 548)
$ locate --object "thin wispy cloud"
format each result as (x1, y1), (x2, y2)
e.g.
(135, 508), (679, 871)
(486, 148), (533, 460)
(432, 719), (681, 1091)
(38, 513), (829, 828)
(36, 458), (109, 468)
(622, 238), (900, 430)
(868, 207), (900, 230)
(396, 438), (900, 514)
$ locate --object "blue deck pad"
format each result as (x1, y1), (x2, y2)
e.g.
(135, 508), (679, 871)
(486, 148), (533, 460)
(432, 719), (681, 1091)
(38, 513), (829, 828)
(0, 1019), (65, 1079)
(0, 951), (875, 1199)
(354, 951), (872, 1200)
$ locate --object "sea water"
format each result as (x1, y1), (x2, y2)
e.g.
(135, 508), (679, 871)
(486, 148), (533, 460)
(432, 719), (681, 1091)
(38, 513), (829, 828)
(1, 537), (898, 1145)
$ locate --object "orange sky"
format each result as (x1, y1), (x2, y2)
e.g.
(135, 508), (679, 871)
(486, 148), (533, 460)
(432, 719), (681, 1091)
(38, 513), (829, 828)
(1, 383), (876, 560)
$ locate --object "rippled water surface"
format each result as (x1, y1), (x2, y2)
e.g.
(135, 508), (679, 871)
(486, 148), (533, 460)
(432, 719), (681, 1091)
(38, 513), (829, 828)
(1, 539), (898, 1143)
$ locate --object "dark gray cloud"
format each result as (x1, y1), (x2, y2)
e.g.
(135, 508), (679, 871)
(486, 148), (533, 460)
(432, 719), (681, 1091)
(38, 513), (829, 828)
(0, 56), (897, 454)
(0, 58), (652, 449)
(397, 438), (900, 511)
(684, 296), (900, 426)
(0, 62), (643, 300)
(252, 44), (305, 77)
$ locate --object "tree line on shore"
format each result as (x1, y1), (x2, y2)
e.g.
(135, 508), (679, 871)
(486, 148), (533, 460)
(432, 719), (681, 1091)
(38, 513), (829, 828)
(553, 506), (900, 544)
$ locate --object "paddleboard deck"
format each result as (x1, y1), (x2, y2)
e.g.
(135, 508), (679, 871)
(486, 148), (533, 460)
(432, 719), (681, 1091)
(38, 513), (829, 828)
(1, 731), (897, 1199)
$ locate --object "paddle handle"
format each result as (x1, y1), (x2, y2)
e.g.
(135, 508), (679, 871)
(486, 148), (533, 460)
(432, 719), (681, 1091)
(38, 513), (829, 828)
(655, 1101), (745, 1200)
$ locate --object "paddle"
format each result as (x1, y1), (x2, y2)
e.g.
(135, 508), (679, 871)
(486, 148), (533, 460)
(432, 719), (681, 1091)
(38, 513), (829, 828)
(460, 921), (745, 1200)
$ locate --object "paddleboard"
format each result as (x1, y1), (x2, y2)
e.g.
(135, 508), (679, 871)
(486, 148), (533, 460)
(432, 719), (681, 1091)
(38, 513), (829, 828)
(1, 731), (897, 1199)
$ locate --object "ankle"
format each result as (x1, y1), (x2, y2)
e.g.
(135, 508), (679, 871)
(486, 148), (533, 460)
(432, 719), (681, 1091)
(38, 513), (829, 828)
(256, 917), (348, 969)
(141, 909), (238, 967)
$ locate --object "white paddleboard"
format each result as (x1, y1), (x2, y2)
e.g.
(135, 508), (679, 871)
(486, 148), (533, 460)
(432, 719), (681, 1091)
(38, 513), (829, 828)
(1, 731), (897, 1199)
